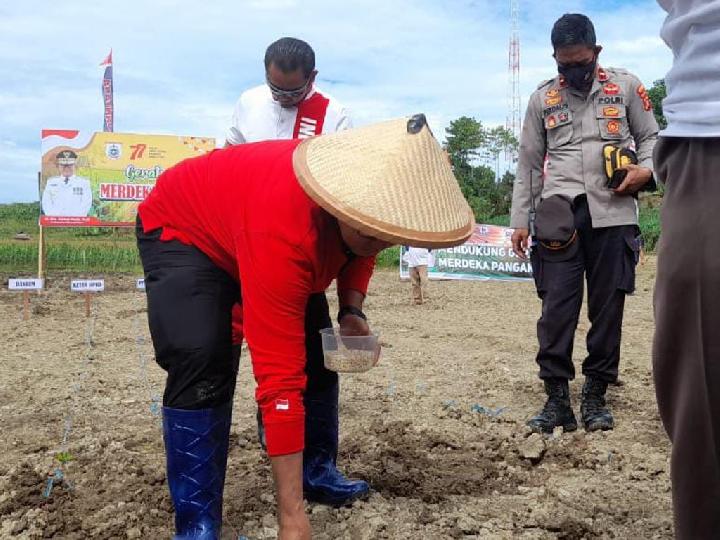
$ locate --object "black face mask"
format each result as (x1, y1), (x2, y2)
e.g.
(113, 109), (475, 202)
(558, 57), (597, 91)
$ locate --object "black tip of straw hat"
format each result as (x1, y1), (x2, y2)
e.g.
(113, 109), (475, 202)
(407, 113), (428, 134)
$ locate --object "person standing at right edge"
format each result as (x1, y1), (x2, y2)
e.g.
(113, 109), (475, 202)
(510, 14), (658, 434)
(653, 1), (720, 538)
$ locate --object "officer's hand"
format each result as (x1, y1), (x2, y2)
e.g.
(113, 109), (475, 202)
(613, 164), (652, 196)
(511, 228), (530, 260)
(339, 314), (370, 336)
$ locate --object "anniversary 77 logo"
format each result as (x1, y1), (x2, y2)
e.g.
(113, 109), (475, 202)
(130, 144), (147, 160)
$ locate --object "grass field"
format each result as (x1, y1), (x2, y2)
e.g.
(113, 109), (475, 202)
(0, 201), (661, 274)
(0, 203), (140, 273)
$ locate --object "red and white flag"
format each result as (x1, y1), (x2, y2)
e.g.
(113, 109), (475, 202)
(100, 50), (113, 132)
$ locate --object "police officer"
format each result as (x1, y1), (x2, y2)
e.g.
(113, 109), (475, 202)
(510, 14), (658, 433)
(225, 37), (367, 506)
(41, 150), (92, 217)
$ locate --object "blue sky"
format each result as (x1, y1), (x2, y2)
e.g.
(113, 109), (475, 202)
(0, 0), (670, 203)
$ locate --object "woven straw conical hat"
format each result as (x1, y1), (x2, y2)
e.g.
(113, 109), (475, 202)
(293, 114), (475, 248)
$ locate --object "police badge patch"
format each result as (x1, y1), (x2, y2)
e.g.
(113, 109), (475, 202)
(603, 107), (621, 117)
(637, 84), (653, 111)
(603, 83), (620, 95)
(545, 95), (562, 107)
(605, 119), (623, 138)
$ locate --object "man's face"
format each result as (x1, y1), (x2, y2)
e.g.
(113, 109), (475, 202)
(338, 222), (393, 257)
(266, 62), (316, 108)
(58, 163), (75, 178)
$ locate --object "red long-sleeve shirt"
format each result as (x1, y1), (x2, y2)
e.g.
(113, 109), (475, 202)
(138, 139), (375, 456)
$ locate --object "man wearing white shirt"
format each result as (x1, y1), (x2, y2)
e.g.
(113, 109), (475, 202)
(226, 40), (350, 145)
(403, 246), (433, 304)
(41, 150), (92, 217)
(653, 1), (720, 538)
(225, 37), (369, 507)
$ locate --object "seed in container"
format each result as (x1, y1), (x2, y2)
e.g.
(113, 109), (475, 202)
(319, 328), (381, 373)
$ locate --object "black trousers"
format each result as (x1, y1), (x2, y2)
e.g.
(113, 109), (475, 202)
(530, 196), (639, 383)
(137, 219), (337, 409)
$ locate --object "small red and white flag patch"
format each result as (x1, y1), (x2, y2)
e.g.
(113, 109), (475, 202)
(275, 399), (290, 411)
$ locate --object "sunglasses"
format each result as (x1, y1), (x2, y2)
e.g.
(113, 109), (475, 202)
(265, 76), (312, 100)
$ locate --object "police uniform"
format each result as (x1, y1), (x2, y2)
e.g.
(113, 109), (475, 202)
(42, 151), (92, 217)
(510, 66), (658, 385)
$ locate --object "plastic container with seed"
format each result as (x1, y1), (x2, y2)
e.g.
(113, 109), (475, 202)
(320, 328), (380, 373)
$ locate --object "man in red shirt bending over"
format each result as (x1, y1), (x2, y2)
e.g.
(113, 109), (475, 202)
(137, 114), (474, 540)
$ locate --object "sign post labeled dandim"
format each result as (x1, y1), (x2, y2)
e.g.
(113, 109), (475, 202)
(8, 278), (44, 320)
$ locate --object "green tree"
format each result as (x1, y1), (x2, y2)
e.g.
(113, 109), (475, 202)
(445, 116), (484, 207)
(445, 117), (517, 222)
(497, 170), (516, 215)
(445, 116), (484, 169)
(647, 79), (667, 129)
(481, 126), (519, 180)
(462, 165), (498, 220)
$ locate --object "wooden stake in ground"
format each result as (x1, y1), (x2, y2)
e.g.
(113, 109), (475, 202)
(71, 279), (105, 317)
(8, 278), (44, 319)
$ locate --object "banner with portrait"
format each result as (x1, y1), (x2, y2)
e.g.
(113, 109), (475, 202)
(40, 130), (215, 227)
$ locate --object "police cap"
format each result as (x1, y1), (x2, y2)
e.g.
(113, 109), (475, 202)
(56, 150), (78, 166)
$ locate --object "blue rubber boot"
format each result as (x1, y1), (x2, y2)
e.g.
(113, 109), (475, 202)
(162, 403), (232, 540)
(303, 385), (370, 506)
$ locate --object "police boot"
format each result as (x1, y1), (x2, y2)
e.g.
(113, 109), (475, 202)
(580, 377), (614, 431)
(527, 378), (578, 434)
(162, 403), (232, 540)
(303, 384), (370, 506)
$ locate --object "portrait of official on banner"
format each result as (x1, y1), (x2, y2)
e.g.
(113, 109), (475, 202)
(39, 130), (215, 227)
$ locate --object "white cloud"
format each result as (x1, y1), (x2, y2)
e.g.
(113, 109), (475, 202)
(0, 0), (671, 202)
(246, 0), (299, 9)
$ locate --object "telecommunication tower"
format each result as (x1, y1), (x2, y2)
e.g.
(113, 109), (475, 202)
(506, 0), (521, 165)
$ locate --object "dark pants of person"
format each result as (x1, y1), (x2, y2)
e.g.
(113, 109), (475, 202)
(136, 219), (338, 410)
(136, 221), (241, 409)
(653, 137), (720, 540)
(530, 195), (639, 382)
